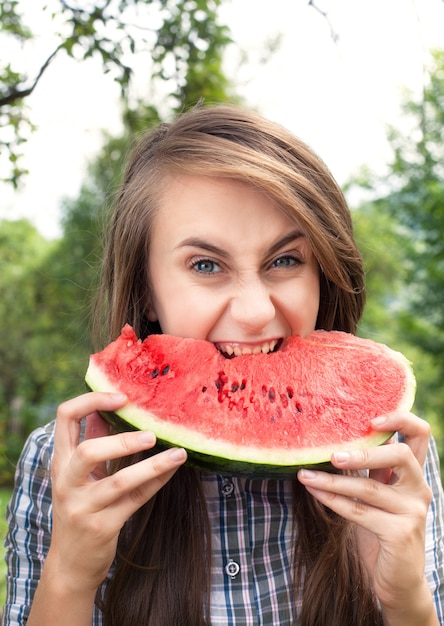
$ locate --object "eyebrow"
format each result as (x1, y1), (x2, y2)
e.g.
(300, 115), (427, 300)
(175, 238), (231, 259)
(176, 230), (305, 258)
(267, 230), (305, 256)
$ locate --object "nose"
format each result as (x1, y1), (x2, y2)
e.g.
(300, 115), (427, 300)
(230, 275), (276, 332)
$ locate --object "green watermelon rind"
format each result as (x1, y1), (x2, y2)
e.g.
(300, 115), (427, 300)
(96, 406), (394, 478)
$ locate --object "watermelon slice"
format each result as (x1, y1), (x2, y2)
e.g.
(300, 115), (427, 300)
(85, 325), (415, 478)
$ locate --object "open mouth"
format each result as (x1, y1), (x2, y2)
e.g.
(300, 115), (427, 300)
(216, 338), (283, 359)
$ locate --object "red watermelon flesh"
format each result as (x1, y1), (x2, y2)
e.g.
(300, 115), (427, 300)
(85, 324), (415, 477)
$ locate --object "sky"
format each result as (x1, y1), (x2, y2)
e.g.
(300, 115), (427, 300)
(1, 0), (444, 239)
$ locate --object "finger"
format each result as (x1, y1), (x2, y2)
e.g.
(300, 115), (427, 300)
(83, 413), (113, 480)
(298, 468), (431, 535)
(68, 429), (158, 483)
(371, 412), (431, 467)
(92, 447), (187, 514)
(298, 482), (393, 537)
(298, 468), (414, 515)
(330, 443), (425, 487)
(54, 392), (128, 457)
(367, 438), (395, 484)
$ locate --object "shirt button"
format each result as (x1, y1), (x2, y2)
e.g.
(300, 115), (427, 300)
(221, 480), (234, 496)
(225, 559), (240, 578)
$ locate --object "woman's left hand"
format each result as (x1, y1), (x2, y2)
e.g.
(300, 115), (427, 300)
(298, 411), (438, 625)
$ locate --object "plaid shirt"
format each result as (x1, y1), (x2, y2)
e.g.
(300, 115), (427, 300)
(3, 420), (444, 625)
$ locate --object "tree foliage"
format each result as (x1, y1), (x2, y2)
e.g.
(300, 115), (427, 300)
(350, 49), (444, 449)
(0, 220), (52, 482)
(0, 0), (232, 186)
(352, 204), (444, 438)
(386, 51), (444, 340)
(361, 50), (444, 358)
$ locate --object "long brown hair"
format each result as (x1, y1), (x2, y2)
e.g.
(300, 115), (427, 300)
(96, 104), (379, 624)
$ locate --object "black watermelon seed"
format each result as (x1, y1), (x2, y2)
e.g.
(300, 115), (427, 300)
(151, 368), (159, 378)
(161, 365), (170, 375)
(202, 386), (207, 393)
(231, 383), (239, 392)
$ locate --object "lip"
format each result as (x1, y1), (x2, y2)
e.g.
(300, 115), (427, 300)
(214, 338), (283, 358)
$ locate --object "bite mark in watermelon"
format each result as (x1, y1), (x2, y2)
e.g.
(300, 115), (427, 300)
(85, 325), (416, 478)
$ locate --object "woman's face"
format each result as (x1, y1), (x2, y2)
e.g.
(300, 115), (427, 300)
(147, 175), (320, 355)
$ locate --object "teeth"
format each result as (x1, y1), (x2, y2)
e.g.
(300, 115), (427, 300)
(217, 339), (278, 356)
(262, 342), (271, 354)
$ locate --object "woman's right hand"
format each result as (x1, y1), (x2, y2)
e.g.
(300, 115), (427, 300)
(30, 391), (186, 622)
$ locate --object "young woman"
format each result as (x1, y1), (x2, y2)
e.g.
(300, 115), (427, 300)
(3, 104), (444, 626)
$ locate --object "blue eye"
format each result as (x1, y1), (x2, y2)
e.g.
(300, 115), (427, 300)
(193, 258), (221, 273)
(272, 255), (300, 268)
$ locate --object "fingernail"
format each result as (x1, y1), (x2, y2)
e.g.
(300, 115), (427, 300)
(372, 415), (388, 426)
(110, 393), (127, 402)
(168, 447), (187, 462)
(298, 468), (317, 479)
(138, 431), (155, 445)
(333, 451), (351, 464)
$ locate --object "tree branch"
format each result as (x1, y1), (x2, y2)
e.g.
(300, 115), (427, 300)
(308, 0), (339, 43)
(0, 43), (64, 108)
